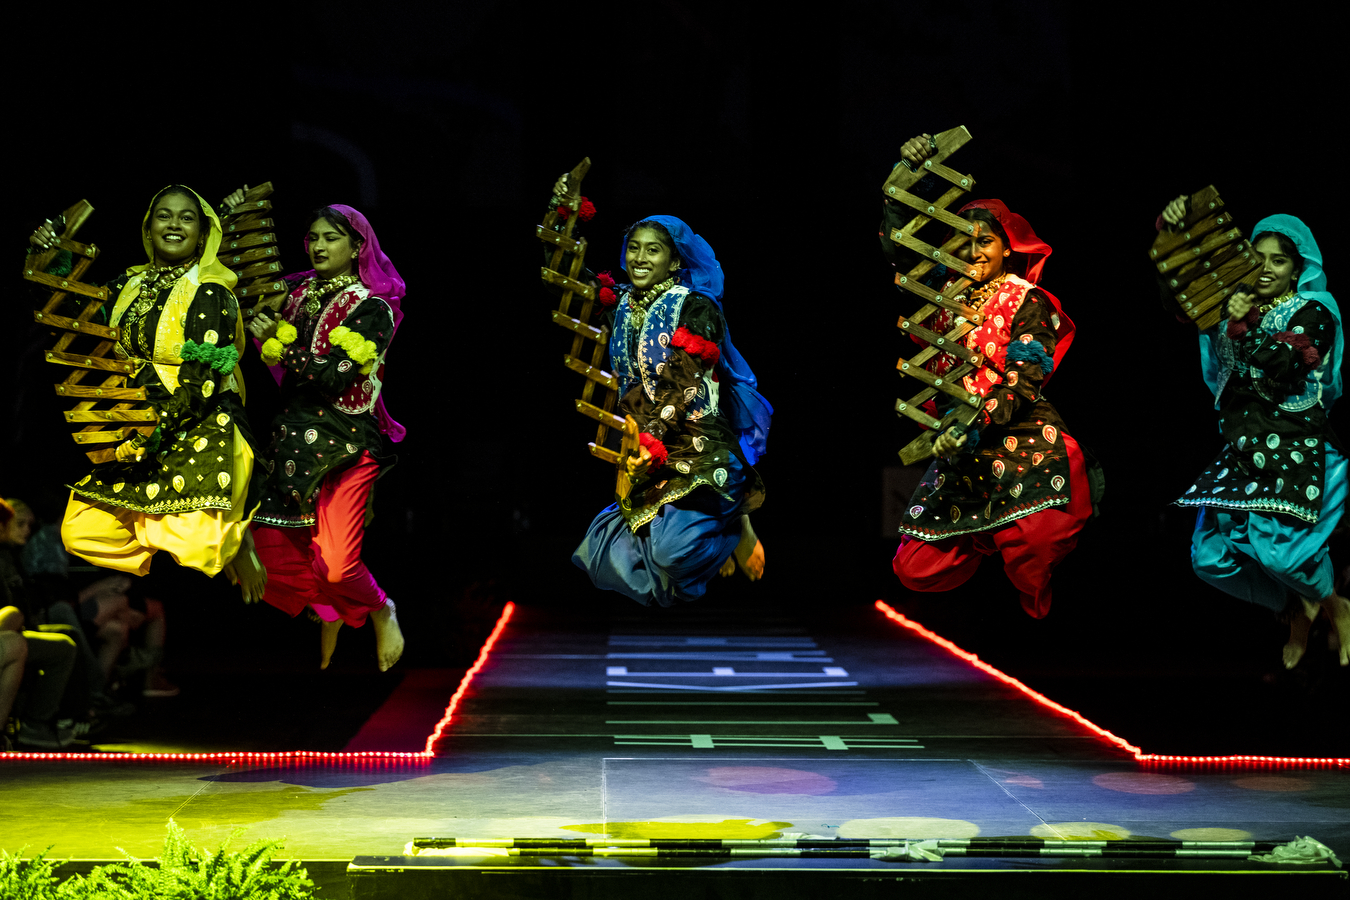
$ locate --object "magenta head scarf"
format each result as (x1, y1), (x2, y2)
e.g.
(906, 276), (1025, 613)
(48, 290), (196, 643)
(298, 205), (407, 442)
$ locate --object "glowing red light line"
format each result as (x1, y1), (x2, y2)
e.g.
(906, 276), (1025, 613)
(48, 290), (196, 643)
(424, 600), (515, 755)
(1, 602), (516, 764)
(873, 600), (1349, 768)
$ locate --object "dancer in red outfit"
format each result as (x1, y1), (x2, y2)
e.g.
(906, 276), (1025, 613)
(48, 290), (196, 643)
(882, 134), (1093, 617)
(228, 185), (407, 670)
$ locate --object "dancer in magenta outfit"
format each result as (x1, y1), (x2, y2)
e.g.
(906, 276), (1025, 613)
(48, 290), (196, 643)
(228, 186), (406, 670)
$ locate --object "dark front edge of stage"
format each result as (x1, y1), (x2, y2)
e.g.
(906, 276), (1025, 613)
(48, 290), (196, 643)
(345, 856), (1348, 900)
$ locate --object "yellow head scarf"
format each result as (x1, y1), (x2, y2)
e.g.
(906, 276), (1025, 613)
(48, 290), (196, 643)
(127, 184), (237, 289)
(111, 185), (246, 399)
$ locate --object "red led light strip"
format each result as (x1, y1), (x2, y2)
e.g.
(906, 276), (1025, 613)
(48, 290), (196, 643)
(424, 600), (515, 754)
(1, 601), (516, 764)
(874, 600), (1349, 767)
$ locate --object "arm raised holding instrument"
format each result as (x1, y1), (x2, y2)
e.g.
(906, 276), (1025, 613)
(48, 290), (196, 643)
(540, 166), (771, 606)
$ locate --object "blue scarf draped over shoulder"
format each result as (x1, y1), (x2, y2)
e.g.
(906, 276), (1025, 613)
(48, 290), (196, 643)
(621, 215), (773, 465)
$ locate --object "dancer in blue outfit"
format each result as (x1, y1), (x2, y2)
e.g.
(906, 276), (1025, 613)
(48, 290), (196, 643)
(1160, 199), (1350, 666)
(557, 185), (771, 606)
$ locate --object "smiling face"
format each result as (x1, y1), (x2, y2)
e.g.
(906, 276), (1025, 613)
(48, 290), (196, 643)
(625, 227), (679, 291)
(146, 191), (203, 267)
(955, 222), (1007, 284)
(307, 217), (358, 279)
(1252, 234), (1300, 299)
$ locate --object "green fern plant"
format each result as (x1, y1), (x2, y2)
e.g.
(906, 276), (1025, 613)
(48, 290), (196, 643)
(0, 821), (317, 900)
(0, 846), (61, 900)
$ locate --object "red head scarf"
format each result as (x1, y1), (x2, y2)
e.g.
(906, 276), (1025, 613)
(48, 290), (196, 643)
(958, 199), (1075, 381)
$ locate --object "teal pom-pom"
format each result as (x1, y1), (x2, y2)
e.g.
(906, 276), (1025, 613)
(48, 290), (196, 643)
(44, 249), (74, 277)
(1006, 339), (1054, 374)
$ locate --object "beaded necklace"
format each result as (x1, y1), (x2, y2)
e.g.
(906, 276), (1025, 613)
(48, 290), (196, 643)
(1257, 289), (1298, 315)
(302, 274), (360, 317)
(968, 273), (1009, 303)
(627, 276), (677, 329)
(121, 260), (195, 358)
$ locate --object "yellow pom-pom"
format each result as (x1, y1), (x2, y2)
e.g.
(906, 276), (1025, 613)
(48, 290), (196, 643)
(276, 321), (298, 344)
(329, 326), (351, 345)
(261, 337), (283, 366)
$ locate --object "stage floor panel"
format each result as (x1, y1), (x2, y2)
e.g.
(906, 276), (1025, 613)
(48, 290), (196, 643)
(2, 602), (1346, 870)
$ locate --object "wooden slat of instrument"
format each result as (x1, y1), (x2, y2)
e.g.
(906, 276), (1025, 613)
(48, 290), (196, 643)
(538, 158), (639, 495)
(24, 199), (158, 464)
(881, 126), (992, 465)
(218, 182), (287, 318)
(1150, 185), (1261, 331)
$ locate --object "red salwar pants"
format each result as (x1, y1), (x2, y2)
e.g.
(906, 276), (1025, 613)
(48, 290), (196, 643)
(252, 452), (387, 627)
(892, 434), (1092, 618)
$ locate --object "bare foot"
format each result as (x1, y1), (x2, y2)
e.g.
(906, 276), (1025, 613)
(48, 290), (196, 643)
(371, 599), (405, 672)
(225, 529), (267, 604)
(718, 555), (736, 577)
(1320, 594), (1350, 666)
(1283, 598), (1317, 669)
(319, 618), (342, 669)
(733, 516), (765, 581)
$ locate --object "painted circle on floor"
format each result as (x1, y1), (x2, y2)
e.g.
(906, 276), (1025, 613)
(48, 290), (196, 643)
(694, 766), (837, 795)
(1170, 827), (1254, 841)
(1030, 822), (1132, 840)
(837, 817), (980, 839)
(1232, 776), (1314, 792)
(1092, 772), (1195, 794)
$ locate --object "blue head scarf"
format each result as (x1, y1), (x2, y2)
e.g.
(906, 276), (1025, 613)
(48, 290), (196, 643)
(621, 216), (773, 464)
(1200, 214), (1342, 409)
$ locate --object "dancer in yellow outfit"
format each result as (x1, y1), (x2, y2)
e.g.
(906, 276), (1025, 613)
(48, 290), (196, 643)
(27, 186), (265, 598)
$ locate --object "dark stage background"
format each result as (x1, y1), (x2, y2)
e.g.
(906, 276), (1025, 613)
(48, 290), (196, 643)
(3, 2), (1345, 753)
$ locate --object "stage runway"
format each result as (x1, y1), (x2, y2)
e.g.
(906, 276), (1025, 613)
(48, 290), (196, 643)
(2, 600), (1346, 895)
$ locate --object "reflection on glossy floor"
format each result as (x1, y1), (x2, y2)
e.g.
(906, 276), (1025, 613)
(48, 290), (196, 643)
(1, 602), (1346, 866)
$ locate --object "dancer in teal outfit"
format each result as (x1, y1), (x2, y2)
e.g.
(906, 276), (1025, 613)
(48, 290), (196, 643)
(1160, 199), (1350, 667)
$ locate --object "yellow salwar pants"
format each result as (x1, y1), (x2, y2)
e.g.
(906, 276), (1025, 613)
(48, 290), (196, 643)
(61, 426), (254, 578)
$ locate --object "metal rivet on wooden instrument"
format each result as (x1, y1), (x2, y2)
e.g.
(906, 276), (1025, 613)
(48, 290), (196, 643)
(888, 187), (896, 194)
(927, 206), (935, 213)
(932, 251), (941, 259)
(935, 379), (943, 385)
(960, 178), (969, 187)
(924, 160), (933, 168)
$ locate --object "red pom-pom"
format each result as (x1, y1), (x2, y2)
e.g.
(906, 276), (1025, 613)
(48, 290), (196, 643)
(598, 286), (616, 307)
(671, 325), (721, 366)
(556, 205), (571, 220)
(1275, 331), (1321, 366)
(578, 197), (596, 222)
(595, 270), (616, 288)
(637, 432), (668, 471)
(1227, 318), (1249, 339)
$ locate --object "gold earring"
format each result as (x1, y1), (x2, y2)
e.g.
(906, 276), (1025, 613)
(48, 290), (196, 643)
(1003, 250), (1010, 257)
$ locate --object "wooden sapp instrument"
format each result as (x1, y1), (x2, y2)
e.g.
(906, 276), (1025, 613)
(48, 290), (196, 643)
(882, 125), (993, 465)
(24, 200), (153, 465)
(537, 158), (640, 497)
(219, 181), (287, 318)
(1150, 185), (1261, 331)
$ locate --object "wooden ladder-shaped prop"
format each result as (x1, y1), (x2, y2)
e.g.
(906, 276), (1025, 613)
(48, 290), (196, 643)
(219, 182), (287, 317)
(536, 158), (640, 496)
(1150, 185), (1260, 331)
(882, 126), (991, 465)
(24, 200), (153, 465)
